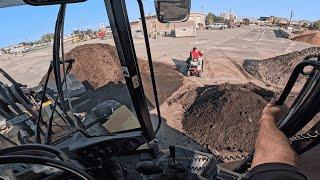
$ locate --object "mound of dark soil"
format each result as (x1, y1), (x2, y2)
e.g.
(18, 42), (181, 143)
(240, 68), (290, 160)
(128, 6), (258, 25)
(64, 44), (124, 88)
(40, 43), (183, 105)
(243, 47), (320, 86)
(292, 32), (320, 46)
(138, 60), (183, 105)
(180, 83), (274, 152)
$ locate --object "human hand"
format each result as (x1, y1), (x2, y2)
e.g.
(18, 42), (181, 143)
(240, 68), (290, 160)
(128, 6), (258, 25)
(261, 103), (288, 123)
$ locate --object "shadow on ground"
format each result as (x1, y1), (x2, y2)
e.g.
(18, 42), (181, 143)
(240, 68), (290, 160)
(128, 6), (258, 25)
(172, 59), (188, 76)
(273, 29), (288, 38)
(150, 114), (208, 153)
(242, 59), (263, 79)
(72, 81), (154, 113)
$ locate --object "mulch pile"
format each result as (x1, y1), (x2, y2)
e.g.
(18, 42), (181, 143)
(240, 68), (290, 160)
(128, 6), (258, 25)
(292, 32), (320, 46)
(178, 83), (274, 152)
(40, 43), (183, 105)
(243, 47), (320, 86)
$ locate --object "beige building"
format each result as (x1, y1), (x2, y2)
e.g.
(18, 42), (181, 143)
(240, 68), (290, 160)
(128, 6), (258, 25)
(188, 12), (206, 29)
(220, 12), (237, 23)
(130, 12), (206, 38)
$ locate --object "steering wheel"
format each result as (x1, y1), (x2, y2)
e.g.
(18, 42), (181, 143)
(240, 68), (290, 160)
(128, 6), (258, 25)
(0, 144), (94, 180)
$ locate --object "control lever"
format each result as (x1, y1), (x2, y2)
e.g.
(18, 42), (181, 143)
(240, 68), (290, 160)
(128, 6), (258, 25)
(136, 146), (186, 175)
(135, 161), (163, 175)
(168, 146), (188, 173)
(169, 145), (175, 160)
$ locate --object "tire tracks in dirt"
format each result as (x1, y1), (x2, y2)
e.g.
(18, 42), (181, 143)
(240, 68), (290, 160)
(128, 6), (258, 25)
(217, 50), (251, 80)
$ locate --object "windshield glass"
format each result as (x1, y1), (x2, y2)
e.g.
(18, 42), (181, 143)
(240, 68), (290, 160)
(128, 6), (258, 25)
(128, 0), (320, 176)
(0, 0), (140, 147)
(1, 1), (320, 177)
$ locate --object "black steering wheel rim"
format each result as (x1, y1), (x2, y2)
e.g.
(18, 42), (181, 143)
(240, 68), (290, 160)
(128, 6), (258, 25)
(0, 155), (94, 180)
(0, 144), (94, 180)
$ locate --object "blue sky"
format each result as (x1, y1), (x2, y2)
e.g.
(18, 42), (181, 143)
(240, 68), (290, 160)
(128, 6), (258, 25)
(1, 0), (320, 47)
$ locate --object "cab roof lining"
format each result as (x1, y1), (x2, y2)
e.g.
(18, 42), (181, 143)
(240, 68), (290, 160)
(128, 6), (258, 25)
(0, 0), (26, 8)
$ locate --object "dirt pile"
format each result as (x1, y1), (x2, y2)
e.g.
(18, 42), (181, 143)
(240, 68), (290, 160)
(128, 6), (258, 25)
(292, 31), (320, 46)
(243, 47), (320, 86)
(178, 83), (274, 152)
(41, 43), (183, 105)
(137, 58), (183, 105)
(64, 44), (124, 88)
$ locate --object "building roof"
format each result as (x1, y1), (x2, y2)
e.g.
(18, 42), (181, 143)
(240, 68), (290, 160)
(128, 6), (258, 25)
(143, 11), (206, 19)
(130, 20), (140, 24)
(130, 11), (206, 24)
(290, 21), (300, 25)
(190, 12), (206, 15)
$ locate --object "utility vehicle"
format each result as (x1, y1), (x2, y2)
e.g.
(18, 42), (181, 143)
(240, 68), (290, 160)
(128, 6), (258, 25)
(187, 58), (204, 77)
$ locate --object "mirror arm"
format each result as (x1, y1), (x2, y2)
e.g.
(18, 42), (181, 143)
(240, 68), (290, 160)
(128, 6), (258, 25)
(23, 0), (86, 6)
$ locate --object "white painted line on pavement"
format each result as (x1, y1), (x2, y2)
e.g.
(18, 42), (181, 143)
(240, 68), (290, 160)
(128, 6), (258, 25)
(259, 30), (266, 41)
(243, 38), (287, 43)
(213, 29), (254, 47)
(238, 28), (255, 39)
(190, 40), (208, 45)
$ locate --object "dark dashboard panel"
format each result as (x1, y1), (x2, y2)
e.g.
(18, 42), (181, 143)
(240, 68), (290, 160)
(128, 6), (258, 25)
(55, 131), (148, 166)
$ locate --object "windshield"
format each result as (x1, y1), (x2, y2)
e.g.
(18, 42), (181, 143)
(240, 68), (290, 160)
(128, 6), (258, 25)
(0, 0), (141, 147)
(128, 0), (320, 177)
(0, 1), (320, 178)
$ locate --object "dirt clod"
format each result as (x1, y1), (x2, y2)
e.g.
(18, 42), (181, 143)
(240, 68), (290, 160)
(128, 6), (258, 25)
(180, 83), (274, 152)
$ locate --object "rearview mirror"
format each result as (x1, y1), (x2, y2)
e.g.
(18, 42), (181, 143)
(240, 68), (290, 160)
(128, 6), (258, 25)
(155, 0), (191, 23)
(23, 0), (86, 6)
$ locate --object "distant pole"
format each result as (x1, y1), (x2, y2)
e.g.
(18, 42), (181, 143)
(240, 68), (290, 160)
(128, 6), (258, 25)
(25, 32), (28, 43)
(289, 10), (294, 26)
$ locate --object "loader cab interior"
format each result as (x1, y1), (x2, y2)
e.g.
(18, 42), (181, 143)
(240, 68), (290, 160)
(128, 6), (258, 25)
(0, 0), (320, 179)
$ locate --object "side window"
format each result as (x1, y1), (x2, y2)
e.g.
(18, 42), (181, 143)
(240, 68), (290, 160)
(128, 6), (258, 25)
(0, 0), (142, 147)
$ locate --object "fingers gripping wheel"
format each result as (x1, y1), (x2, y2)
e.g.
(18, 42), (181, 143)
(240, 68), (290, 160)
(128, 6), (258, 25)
(234, 59), (320, 173)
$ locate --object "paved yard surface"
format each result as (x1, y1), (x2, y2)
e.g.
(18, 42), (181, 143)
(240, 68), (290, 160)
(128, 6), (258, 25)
(0, 26), (311, 86)
(135, 26), (311, 83)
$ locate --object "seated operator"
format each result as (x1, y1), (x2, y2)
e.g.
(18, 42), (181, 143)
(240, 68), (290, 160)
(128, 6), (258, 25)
(247, 103), (307, 180)
(190, 47), (204, 60)
(187, 47), (204, 66)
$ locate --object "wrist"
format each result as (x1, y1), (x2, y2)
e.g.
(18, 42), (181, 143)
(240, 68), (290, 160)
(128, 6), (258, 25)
(261, 113), (275, 120)
(259, 117), (275, 124)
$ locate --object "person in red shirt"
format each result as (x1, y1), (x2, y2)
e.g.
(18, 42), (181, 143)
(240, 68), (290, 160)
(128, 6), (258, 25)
(190, 47), (204, 59)
(187, 47), (204, 71)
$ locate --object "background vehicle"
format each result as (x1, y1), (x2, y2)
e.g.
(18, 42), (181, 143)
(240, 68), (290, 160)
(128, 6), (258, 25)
(206, 23), (227, 30)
